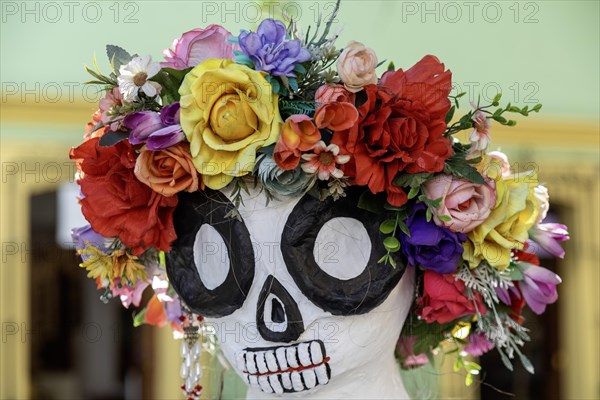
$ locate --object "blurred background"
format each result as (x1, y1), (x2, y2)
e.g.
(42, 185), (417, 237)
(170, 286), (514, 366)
(1, 0), (598, 399)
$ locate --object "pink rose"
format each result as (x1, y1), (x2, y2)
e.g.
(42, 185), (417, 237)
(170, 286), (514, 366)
(315, 84), (355, 104)
(336, 41), (378, 93)
(161, 25), (237, 69)
(423, 174), (496, 233)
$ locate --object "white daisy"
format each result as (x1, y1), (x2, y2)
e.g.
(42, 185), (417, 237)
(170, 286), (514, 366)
(117, 55), (161, 102)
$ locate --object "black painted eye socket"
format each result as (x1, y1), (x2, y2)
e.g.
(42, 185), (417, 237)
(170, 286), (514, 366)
(166, 190), (255, 317)
(281, 188), (406, 316)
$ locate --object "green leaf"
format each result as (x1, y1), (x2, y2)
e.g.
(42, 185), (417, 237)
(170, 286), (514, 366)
(233, 53), (254, 68)
(294, 63), (307, 75)
(380, 219), (397, 234)
(383, 237), (401, 252)
(444, 157), (485, 184)
(389, 256), (397, 268)
(387, 61), (395, 71)
(465, 372), (474, 386)
(132, 307), (147, 327)
(398, 221), (411, 237)
(407, 185), (420, 199)
(507, 264), (525, 280)
(357, 191), (385, 214)
(150, 67), (193, 104)
(492, 92), (502, 105)
(377, 254), (389, 264)
(438, 214), (452, 222)
(413, 332), (445, 355)
(392, 172), (432, 189)
(498, 349), (514, 371)
(518, 351), (535, 374)
(425, 208), (432, 222)
(288, 78), (299, 93)
(445, 105), (456, 124)
(106, 45), (133, 73)
(279, 99), (316, 118)
(99, 130), (129, 146)
(270, 79), (281, 95)
(492, 115), (508, 124)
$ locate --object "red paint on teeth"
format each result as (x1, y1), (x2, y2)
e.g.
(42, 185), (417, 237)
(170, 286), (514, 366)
(244, 357), (330, 377)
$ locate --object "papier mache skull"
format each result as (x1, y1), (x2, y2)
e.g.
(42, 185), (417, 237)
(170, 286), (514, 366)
(166, 185), (416, 399)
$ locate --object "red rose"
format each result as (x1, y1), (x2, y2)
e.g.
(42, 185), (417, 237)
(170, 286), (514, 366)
(418, 270), (486, 324)
(331, 55), (453, 207)
(70, 137), (178, 255)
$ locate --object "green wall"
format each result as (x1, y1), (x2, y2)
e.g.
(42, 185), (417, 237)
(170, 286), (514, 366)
(2, 0), (599, 119)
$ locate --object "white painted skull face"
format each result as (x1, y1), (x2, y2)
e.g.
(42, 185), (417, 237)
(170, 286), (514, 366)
(167, 187), (415, 399)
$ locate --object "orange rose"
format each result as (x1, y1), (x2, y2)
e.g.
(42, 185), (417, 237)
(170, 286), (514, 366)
(273, 115), (321, 170)
(134, 143), (200, 196)
(314, 102), (359, 131)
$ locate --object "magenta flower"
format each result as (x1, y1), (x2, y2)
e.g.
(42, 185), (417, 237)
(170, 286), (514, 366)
(464, 332), (494, 356)
(529, 223), (569, 258)
(124, 102), (185, 150)
(519, 262), (561, 315)
(396, 336), (430, 368)
(161, 25), (236, 69)
(112, 278), (149, 308)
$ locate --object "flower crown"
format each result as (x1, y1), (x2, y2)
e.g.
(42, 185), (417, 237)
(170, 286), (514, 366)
(70, 2), (568, 396)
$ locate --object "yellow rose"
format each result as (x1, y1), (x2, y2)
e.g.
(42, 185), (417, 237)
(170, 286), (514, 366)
(463, 156), (539, 270)
(179, 59), (281, 189)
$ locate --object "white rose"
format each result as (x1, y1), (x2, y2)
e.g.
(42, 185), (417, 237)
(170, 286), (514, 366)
(336, 41), (378, 93)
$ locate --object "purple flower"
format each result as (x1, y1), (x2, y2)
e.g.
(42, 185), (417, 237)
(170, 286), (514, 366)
(464, 333), (494, 356)
(123, 102), (185, 150)
(529, 223), (569, 258)
(399, 204), (467, 274)
(519, 262), (561, 315)
(495, 284), (518, 306)
(238, 19), (312, 77)
(125, 111), (163, 144)
(71, 225), (111, 260)
(165, 296), (183, 322)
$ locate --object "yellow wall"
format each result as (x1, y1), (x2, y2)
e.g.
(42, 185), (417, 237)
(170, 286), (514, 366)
(1, 100), (598, 399)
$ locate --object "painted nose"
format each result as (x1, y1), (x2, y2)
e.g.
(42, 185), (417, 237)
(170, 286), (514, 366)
(256, 275), (305, 343)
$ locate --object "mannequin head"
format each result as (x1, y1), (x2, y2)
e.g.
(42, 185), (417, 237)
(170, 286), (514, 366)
(167, 186), (415, 398)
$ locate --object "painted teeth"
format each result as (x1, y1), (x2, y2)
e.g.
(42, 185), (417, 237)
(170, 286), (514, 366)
(258, 375), (273, 393)
(265, 351), (279, 372)
(268, 375), (283, 394)
(315, 364), (330, 385)
(310, 341), (323, 364)
(239, 340), (331, 394)
(256, 351), (269, 374)
(246, 353), (258, 374)
(298, 342), (311, 367)
(286, 346), (299, 368)
(275, 347), (288, 370)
